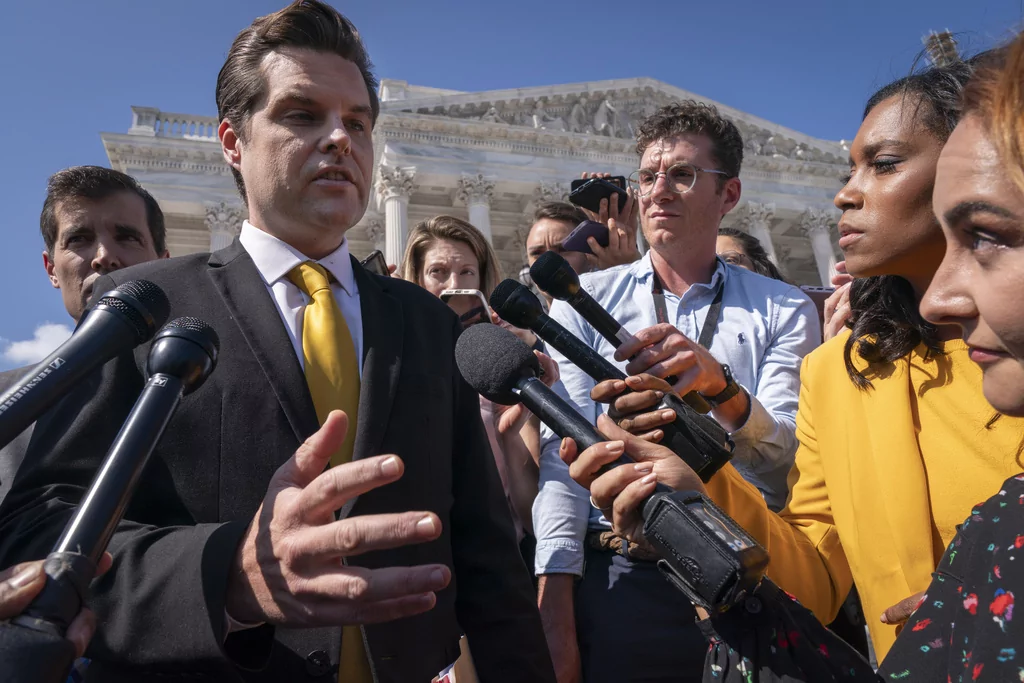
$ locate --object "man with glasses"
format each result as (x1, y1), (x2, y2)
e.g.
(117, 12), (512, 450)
(533, 102), (819, 683)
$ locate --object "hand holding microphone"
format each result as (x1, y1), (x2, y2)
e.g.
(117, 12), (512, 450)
(528, 252), (713, 414)
(457, 325), (765, 612)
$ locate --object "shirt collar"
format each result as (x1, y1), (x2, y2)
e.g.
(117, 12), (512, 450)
(631, 250), (728, 295)
(239, 220), (355, 296)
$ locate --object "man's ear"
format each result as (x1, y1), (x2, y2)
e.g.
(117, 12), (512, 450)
(219, 119), (242, 172)
(42, 250), (59, 289)
(720, 177), (742, 217)
(159, 250), (171, 260)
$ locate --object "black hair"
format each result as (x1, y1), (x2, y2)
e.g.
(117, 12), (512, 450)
(844, 61), (975, 389)
(717, 227), (788, 282)
(40, 166), (166, 256)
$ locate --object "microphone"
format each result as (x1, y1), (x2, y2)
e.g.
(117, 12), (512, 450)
(0, 280), (170, 449)
(3, 317), (218, 683)
(529, 252), (711, 413)
(456, 325), (768, 614)
(490, 279), (627, 384)
(456, 324), (731, 483)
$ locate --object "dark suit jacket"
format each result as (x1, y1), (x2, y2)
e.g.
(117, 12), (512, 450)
(0, 240), (554, 683)
(0, 367), (33, 505)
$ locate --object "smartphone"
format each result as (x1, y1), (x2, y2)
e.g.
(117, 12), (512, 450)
(359, 250), (389, 277)
(561, 219), (610, 255)
(440, 289), (492, 327)
(569, 176), (628, 214)
(799, 285), (835, 325)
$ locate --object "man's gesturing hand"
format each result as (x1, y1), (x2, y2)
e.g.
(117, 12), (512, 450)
(225, 410), (451, 628)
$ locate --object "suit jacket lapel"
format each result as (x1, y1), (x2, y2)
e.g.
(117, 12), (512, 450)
(207, 239), (320, 444)
(857, 354), (935, 594)
(351, 260), (403, 461)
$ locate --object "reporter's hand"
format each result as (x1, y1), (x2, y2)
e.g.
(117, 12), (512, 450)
(0, 552), (113, 658)
(579, 172), (640, 271)
(496, 351), (560, 436)
(225, 410), (451, 627)
(822, 281), (852, 342)
(561, 415), (705, 547)
(590, 374), (677, 442)
(492, 311), (538, 349)
(880, 590), (926, 626)
(615, 324), (726, 398)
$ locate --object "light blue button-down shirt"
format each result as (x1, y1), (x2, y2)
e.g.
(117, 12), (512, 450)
(532, 252), (821, 576)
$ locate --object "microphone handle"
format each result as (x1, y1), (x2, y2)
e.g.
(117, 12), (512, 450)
(567, 293), (712, 414)
(0, 307), (138, 449)
(515, 376), (603, 451)
(514, 376), (673, 492)
(534, 315), (627, 382)
(13, 372), (185, 636)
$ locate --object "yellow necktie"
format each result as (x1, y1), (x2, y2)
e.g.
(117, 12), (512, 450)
(287, 262), (371, 683)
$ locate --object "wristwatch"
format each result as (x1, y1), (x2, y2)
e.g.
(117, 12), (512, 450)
(700, 364), (742, 409)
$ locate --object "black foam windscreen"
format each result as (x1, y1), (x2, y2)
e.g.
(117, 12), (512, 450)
(530, 251), (580, 299)
(455, 323), (539, 405)
(489, 278), (522, 313)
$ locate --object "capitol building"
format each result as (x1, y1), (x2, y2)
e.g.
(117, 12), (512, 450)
(100, 77), (846, 286)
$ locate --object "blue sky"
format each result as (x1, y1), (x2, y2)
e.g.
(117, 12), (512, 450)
(1, 0), (1021, 369)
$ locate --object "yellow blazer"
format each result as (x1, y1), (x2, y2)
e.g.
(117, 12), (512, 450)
(707, 330), (1013, 660)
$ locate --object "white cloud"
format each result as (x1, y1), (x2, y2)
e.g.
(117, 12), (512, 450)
(2, 323), (73, 366)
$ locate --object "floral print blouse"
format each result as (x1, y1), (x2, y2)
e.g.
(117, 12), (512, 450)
(879, 473), (1024, 681)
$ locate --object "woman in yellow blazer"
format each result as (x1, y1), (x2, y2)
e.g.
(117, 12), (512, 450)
(569, 59), (1024, 662)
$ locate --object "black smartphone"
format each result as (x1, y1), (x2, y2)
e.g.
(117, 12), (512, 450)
(569, 176), (628, 214)
(561, 219), (610, 255)
(359, 250), (388, 277)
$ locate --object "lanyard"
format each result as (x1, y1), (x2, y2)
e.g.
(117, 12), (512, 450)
(651, 270), (725, 351)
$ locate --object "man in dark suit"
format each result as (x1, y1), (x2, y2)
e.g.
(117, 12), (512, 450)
(0, 2), (554, 682)
(0, 166), (168, 503)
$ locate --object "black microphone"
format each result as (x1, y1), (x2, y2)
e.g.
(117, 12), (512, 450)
(0, 280), (170, 449)
(529, 252), (712, 414)
(4, 317), (218, 683)
(490, 279), (627, 384)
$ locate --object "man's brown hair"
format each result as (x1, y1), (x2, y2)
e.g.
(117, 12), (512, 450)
(531, 201), (587, 228)
(635, 101), (744, 186)
(40, 166), (166, 256)
(216, 0), (379, 201)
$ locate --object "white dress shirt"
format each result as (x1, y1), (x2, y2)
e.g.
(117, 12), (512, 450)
(239, 221), (363, 376)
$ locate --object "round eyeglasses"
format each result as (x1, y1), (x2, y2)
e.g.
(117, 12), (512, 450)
(628, 162), (732, 197)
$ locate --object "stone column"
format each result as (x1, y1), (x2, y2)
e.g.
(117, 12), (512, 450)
(377, 166), (416, 267)
(800, 208), (839, 286)
(456, 173), (496, 241)
(740, 202), (778, 265)
(205, 201), (244, 252)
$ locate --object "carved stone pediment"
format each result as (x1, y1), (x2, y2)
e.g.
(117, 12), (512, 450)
(380, 77), (847, 165)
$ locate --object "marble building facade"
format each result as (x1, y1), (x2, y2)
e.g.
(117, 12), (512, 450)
(101, 77), (847, 286)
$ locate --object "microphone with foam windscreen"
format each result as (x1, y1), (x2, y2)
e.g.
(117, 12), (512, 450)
(0, 280), (170, 449)
(1, 317), (219, 683)
(529, 251), (712, 414)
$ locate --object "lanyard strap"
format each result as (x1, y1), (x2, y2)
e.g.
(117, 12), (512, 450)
(652, 270), (725, 351)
